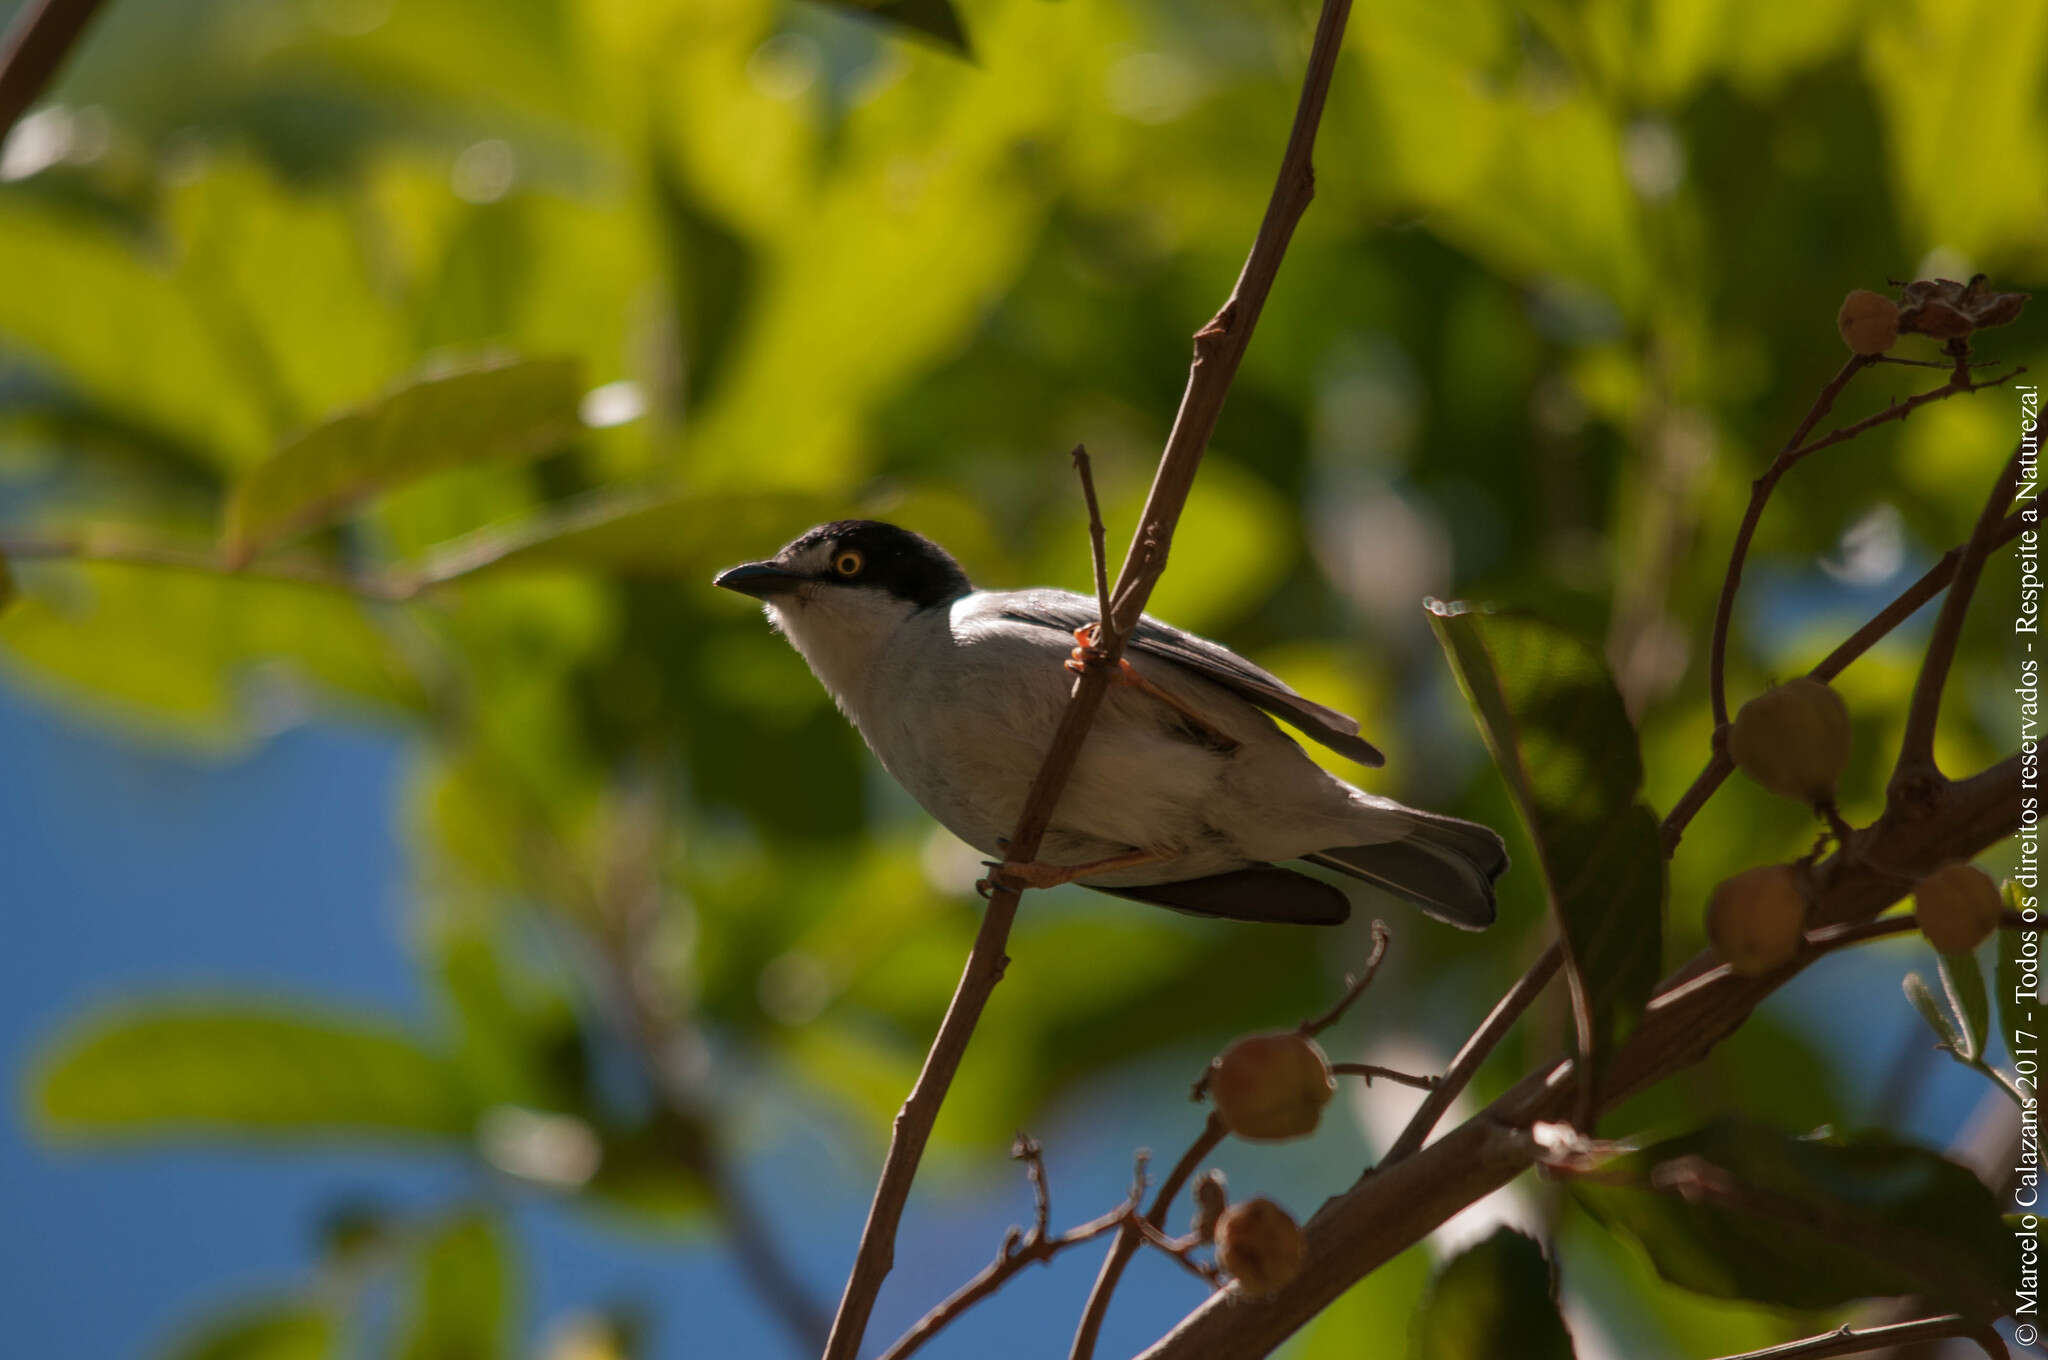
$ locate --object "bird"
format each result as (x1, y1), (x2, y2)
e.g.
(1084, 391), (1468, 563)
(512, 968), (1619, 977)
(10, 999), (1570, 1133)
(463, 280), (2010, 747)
(714, 520), (1507, 928)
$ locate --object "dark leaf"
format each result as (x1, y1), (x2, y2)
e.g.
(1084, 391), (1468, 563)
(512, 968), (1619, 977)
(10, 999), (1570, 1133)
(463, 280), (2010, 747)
(1574, 1119), (2010, 1318)
(1903, 972), (1961, 1051)
(1426, 602), (1666, 1105)
(1411, 1228), (1575, 1360)
(809, 0), (972, 57)
(1939, 948), (1991, 1065)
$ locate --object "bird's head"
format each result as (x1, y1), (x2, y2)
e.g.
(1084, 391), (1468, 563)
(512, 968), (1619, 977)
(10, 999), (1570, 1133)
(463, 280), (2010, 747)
(714, 521), (972, 697)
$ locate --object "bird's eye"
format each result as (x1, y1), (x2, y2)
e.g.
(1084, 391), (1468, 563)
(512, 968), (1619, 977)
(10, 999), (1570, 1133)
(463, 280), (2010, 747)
(833, 550), (864, 577)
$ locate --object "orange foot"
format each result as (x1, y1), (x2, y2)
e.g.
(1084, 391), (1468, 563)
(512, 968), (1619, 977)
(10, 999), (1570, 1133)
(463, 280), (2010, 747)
(978, 845), (1174, 896)
(1063, 627), (1238, 751)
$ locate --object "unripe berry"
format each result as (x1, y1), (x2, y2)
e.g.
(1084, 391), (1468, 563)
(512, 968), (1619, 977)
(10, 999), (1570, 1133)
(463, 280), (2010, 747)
(1706, 865), (1808, 975)
(1914, 863), (2002, 955)
(1728, 678), (1852, 805)
(1206, 1032), (1334, 1142)
(1838, 289), (1900, 355)
(1214, 1197), (1306, 1295)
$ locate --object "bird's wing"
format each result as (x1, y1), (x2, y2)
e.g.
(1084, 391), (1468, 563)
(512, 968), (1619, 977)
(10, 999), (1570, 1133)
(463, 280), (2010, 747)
(992, 589), (1386, 767)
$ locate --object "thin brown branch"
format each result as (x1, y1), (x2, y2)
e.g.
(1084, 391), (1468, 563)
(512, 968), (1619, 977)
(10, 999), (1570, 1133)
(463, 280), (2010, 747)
(1136, 754), (2021, 1358)
(1298, 920), (1392, 1037)
(1073, 444), (1112, 623)
(821, 3), (1355, 1352)
(1329, 1061), (1437, 1092)
(1707, 354), (1873, 729)
(1784, 366), (2025, 466)
(1894, 446), (2024, 783)
(1132, 1219), (1223, 1288)
(0, 0), (107, 141)
(1703, 1315), (2006, 1360)
(873, 1142), (1146, 1360)
(1661, 506), (2026, 854)
(1382, 941), (1564, 1164)
(1070, 1114), (1227, 1360)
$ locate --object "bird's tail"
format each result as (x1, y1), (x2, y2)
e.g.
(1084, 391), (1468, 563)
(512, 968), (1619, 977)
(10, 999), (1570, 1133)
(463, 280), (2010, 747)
(1305, 810), (1508, 930)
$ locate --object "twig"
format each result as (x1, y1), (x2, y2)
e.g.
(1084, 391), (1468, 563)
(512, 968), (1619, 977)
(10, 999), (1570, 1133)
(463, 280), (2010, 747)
(1701, 1314), (2006, 1360)
(1296, 920), (1391, 1037)
(1707, 354), (1873, 729)
(1132, 1219), (1223, 1287)
(0, 0), (106, 141)
(1329, 1061), (1437, 1092)
(873, 1141), (1146, 1360)
(1382, 942), (1564, 1164)
(1073, 444), (1112, 623)
(1070, 1114), (1227, 1360)
(1703, 355), (2020, 734)
(1661, 505), (2026, 854)
(1894, 446), (2023, 785)
(820, 2), (1355, 1352)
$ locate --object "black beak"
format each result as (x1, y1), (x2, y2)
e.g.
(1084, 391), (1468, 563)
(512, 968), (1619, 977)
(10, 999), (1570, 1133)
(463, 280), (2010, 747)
(714, 561), (805, 599)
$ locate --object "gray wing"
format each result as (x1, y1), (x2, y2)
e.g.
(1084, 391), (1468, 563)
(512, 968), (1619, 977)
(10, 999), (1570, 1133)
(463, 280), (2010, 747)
(994, 588), (1386, 767)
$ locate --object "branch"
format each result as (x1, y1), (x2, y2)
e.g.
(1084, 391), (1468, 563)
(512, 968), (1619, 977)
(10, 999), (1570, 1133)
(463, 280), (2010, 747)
(1297, 919), (1391, 1036)
(1136, 754), (2021, 1358)
(820, 3), (1356, 1352)
(1662, 505), (2026, 854)
(0, 0), (106, 142)
(1894, 446), (2024, 783)
(1381, 941), (1564, 1163)
(1329, 1061), (1437, 1092)
(874, 1140), (1145, 1360)
(1073, 444), (1112, 623)
(1703, 1315), (2007, 1360)
(1069, 1115), (1227, 1360)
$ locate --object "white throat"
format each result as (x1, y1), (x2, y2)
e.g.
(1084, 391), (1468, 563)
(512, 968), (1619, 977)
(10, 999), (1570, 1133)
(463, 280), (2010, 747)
(765, 586), (920, 728)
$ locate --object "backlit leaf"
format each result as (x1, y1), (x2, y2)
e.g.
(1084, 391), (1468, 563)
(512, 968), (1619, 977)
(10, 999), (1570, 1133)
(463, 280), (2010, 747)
(1411, 1228), (1576, 1360)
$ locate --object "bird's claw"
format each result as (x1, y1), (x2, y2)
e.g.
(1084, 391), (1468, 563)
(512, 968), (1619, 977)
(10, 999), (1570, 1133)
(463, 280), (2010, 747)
(1064, 624), (1117, 677)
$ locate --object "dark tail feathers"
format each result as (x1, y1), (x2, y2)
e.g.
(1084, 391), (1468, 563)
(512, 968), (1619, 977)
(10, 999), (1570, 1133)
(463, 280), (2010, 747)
(1305, 812), (1508, 930)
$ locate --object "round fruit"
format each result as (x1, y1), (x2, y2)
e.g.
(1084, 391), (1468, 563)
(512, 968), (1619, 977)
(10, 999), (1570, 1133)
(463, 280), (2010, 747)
(1206, 1032), (1334, 1142)
(1706, 865), (1808, 976)
(1914, 863), (2002, 954)
(1215, 1197), (1307, 1295)
(1838, 289), (1900, 355)
(1728, 678), (1852, 805)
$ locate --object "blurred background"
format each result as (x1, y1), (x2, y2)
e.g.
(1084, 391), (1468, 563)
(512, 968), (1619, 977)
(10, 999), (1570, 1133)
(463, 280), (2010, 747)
(1, 0), (2043, 1355)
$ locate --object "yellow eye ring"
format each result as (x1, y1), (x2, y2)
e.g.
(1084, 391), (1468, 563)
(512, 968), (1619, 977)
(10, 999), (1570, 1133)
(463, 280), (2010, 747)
(833, 550), (864, 577)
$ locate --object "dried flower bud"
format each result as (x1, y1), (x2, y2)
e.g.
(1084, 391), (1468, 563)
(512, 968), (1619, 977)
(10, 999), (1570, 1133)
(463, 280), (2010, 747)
(1837, 290), (1900, 355)
(1707, 865), (1808, 976)
(1728, 677), (1852, 805)
(1897, 275), (2030, 339)
(1206, 1032), (1334, 1142)
(1214, 1197), (1306, 1295)
(1914, 863), (2002, 955)
(1190, 1169), (1229, 1243)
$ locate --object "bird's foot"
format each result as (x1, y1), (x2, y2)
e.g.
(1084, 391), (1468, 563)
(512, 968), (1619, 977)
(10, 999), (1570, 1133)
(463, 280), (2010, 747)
(1065, 629), (1239, 751)
(977, 845), (1175, 895)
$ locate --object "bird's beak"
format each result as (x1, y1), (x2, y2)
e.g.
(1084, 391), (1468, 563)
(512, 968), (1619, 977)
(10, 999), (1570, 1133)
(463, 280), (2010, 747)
(714, 561), (805, 599)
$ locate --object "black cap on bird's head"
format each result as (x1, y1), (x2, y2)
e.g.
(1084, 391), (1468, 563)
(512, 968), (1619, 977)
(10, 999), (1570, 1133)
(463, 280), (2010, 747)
(713, 520), (972, 609)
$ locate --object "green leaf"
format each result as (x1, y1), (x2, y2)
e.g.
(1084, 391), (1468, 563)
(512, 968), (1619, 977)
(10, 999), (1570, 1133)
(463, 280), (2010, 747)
(1574, 1119), (2010, 1318)
(1903, 971), (1961, 1051)
(0, 545), (13, 617)
(398, 1213), (514, 1360)
(164, 1300), (338, 1360)
(810, 0), (971, 57)
(1998, 878), (2039, 1058)
(1411, 1228), (1576, 1360)
(1426, 602), (1665, 1103)
(224, 356), (583, 565)
(33, 1002), (471, 1141)
(1939, 949), (1990, 1065)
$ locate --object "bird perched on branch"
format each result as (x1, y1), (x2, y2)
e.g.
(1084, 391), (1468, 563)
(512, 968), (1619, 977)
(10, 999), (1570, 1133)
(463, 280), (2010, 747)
(715, 520), (1507, 928)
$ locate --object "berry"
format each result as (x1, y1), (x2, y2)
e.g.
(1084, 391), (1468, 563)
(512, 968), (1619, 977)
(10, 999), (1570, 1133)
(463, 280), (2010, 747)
(1728, 678), (1852, 805)
(1706, 865), (1808, 976)
(1215, 1197), (1307, 1295)
(1206, 1032), (1334, 1142)
(1914, 863), (2002, 955)
(1838, 289), (1900, 355)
